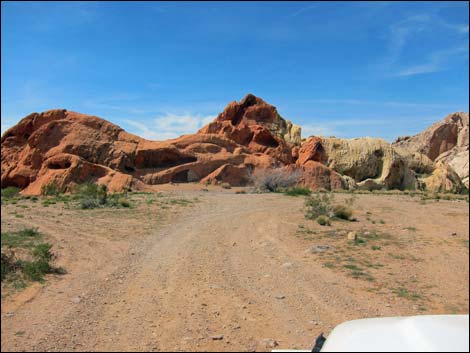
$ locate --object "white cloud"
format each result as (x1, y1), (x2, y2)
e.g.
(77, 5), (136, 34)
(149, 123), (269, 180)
(289, 4), (319, 18)
(395, 46), (469, 77)
(301, 124), (336, 138)
(297, 98), (459, 109)
(124, 113), (216, 141)
(379, 13), (469, 77)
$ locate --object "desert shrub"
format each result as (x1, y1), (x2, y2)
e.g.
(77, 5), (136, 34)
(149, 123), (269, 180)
(220, 182), (232, 189)
(41, 182), (64, 196)
(253, 168), (300, 193)
(118, 197), (130, 207)
(333, 205), (353, 220)
(284, 186), (311, 196)
(17, 243), (54, 281)
(305, 193), (334, 220)
(316, 215), (331, 226)
(18, 228), (40, 238)
(80, 198), (99, 209)
(1, 251), (17, 281)
(1, 228), (42, 249)
(75, 183), (107, 202)
(1, 186), (20, 199)
(75, 183), (131, 209)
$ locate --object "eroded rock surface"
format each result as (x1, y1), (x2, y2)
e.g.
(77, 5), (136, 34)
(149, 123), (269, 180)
(393, 112), (469, 188)
(1, 95), (468, 194)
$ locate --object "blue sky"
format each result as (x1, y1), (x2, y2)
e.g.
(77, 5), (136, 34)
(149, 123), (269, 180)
(1, 1), (468, 141)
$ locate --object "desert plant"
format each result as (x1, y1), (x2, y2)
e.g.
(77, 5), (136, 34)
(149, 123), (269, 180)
(316, 215), (331, 226)
(18, 228), (41, 238)
(253, 168), (300, 193)
(220, 182), (232, 189)
(80, 198), (99, 209)
(41, 182), (64, 196)
(1, 251), (17, 281)
(17, 243), (55, 281)
(1, 186), (20, 199)
(333, 205), (353, 220)
(305, 193), (334, 220)
(1, 228), (42, 249)
(284, 186), (311, 196)
(118, 197), (130, 207)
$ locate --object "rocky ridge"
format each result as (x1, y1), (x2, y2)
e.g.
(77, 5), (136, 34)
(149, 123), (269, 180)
(1, 94), (468, 194)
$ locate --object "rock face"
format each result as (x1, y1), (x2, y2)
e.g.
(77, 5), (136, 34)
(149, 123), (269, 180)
(393, 112), (469, 188)
(0, 95), (312, 194)
(198, 94), (301, 164)
(318, 137), (416, 191)
(1, 94), (468, 194)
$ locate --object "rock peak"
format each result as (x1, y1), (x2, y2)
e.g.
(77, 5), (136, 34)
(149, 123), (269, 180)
(239, 93), (265, 107)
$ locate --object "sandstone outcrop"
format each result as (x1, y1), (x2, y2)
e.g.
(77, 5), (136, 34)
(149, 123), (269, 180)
(1, 94), (468, 194)
(393, 112), (469, 188)
(1, 95), (311, 194)
(198, 94), (300, 164)
(318, 137), (416, 190)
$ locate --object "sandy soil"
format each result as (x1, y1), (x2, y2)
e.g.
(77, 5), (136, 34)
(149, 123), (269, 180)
(1, 186), (469, 352)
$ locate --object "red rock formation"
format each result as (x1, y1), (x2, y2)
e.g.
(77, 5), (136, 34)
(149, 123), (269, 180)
(296, 137), (327, 165)
(10, 95), (465, 194)
(198, 94), (300, 164)
(2, 95), (321, 194)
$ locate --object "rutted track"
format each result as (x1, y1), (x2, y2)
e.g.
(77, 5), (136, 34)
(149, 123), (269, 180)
(1, 190), (469, 351)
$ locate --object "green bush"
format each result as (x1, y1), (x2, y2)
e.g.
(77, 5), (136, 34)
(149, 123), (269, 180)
(1, 252), (16, 281)
(80, 198), (99, 209)
(305, 193), (334, 220)
(1, 186), (20, 199)
(333, 205), (353, 220)
(316, 215), (331, 226)
(75, 183), (131, 209)
(118, 197), (130, 207)
(1, 228), (42, 248)
(18, 228), (41, 238)
(17, 243), (54, 281)
(284, 187), (312, 196)
(41, 182), (64, 196)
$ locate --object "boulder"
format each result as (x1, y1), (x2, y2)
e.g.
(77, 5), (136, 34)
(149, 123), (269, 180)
(393, 112), (469, 187)
(419, 161), (466, 193)
(318, 137), (416, 190)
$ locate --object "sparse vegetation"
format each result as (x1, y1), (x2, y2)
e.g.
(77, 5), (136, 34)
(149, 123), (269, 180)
(1, 228), (41, 248)
(394, 287), (422, 301)
(41, 182), (65, 196)
(74, 183), (131, 209)
(284, 186), (311, 196)
(333, 205), (353, 220)
(1, 228), (64, 284)
(1, 186), (21, 199)
(305, 193), (334, 220)
(316, 215), (331, 226)
(253, 168), (299, 193)
(118, 197), (130, 207)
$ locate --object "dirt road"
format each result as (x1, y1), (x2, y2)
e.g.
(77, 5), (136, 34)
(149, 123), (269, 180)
(1, 189), (469, 351)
